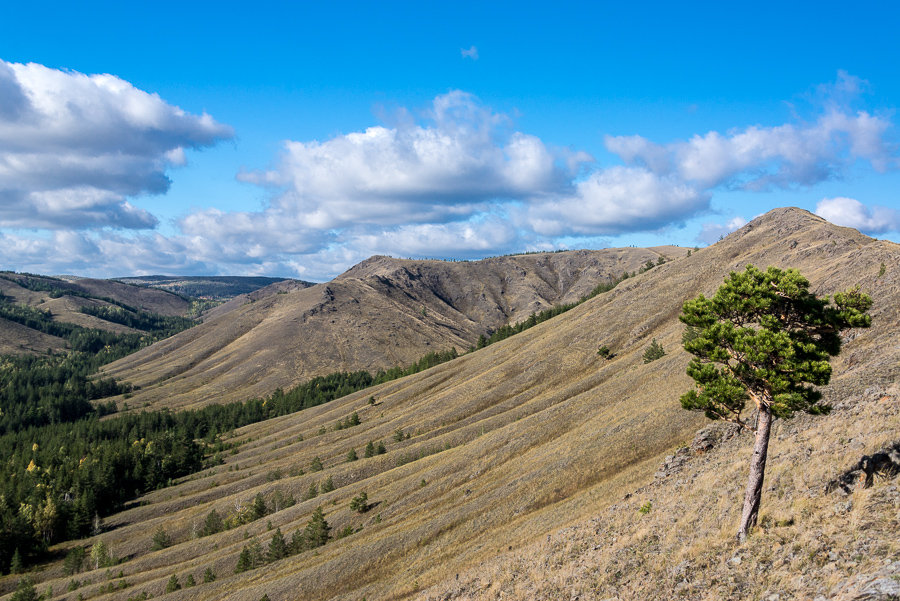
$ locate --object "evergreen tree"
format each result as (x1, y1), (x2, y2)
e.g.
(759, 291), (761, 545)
(349, 492), (369, 514)
(185, 574), (196, 587)
(376, 440), (387, 454)
(63, 547), (86, 575)
(364, 440), (376, 458)
(246, 538), (264, 568)
(303, 507), (330, 549)
(305, 481), (318, 500)
(680, 265), (872, 541)
(267, 528), (288, 562)
(150, 525), (171, 551)
(289, 528), (305, 554)
(234, 547), (251, 574)
(203, 509), (224, 536)
(346, 448), (358, 462)
(10, 548), (24, 574)
(348, 412), (360, 426)
(310, 456), (323, 472)
(251, 493), (268, 520)
(321, 475), (335, 493)
(642, 339), (666, 363)
(203, 567), (216, 583)
(91, 539), (110, 570)
(165, 574), (181, 593)
(10, 577), (38, 601)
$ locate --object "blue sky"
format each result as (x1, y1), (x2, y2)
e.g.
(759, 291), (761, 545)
(1, 1), (899, 281)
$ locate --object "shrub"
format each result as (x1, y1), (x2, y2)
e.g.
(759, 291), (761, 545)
(349, 492), (369, 513)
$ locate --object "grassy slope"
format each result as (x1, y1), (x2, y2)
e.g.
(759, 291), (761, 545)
(3, 208), (898, 601)
(101, 248), (683, 411)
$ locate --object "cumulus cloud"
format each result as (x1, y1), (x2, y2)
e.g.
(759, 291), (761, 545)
(696, 216), (748, 244)
(605, 73), (896, 191)
(0, 60), (233, 229)
(815, 197), (900, 234)
(525, 167), (709, 236)
(237, 91), (586, 230)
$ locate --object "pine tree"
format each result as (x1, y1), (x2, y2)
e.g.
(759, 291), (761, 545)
(203, 509), (223, 536)
(251, 493), (268, 520)
(642, 339), (666, 363)
(10, 577), (38, 601)
(246, 538), (264, 568)
(185, 574), (196, 587)
(267, 528), (288, 562)
(234, 547), (251, 573)
(310, 456), (323, 472)
(348, 412), (360, 426)
(349, 492), (369, 514)
(10, 548), (24, 574)
(150, 525), (171, 551)
(376, 440), (387, 454)
(680, 265), (872, 541)
(321, 475), (335, 493)
(305, 481), (318, 500)
(364, 440), (376, 458)
(165, 574), (181, 593)
(303, 507), (330, 549)
(346, 448), (358, 462)
(203, 567), (217, 583)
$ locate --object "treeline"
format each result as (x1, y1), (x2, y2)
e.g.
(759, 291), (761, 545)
(79, 304), (195, 335)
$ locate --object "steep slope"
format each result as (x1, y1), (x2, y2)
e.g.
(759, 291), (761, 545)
(101, 247), (681, 410)
(10, 208), (898, 601)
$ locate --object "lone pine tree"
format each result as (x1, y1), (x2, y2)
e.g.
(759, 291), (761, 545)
(679, 265), (871, 541)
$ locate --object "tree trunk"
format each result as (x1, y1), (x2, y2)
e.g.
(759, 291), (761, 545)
(738, 405), (772, 542)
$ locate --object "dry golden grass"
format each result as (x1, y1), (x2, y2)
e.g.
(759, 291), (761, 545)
(101, 248), (686, 411)
(2, 208), (898, 601)
(422, 384), (900, 601)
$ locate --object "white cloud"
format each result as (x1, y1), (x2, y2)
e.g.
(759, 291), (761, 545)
(605, 72), (896, 191)
(0, 60), (233, 229)
(461, 46), (479, 60)
(815, 197), (900, 234)
(237, 91), (585, 230)
(524, 167), (709, 236)
(696, 216), (748, 244)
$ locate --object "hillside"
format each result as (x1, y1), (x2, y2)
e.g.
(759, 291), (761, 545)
(4, 208), (897, 601)
(113, 275), (301, 301)
(0, 273), (193, 355)
(101, 247), (683, 410)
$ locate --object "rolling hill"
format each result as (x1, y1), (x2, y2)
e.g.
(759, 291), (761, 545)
(4, 207), (896, 601)
(101, 247), (686, 410)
